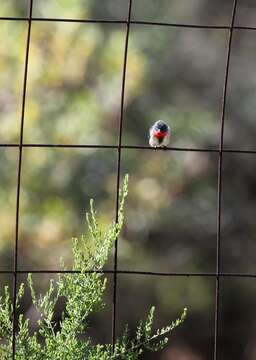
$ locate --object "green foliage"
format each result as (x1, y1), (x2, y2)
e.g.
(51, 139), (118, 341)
(0, 175), (186, 359)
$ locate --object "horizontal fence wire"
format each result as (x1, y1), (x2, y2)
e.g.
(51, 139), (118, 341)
(0, 15), (256, 31)
(1, 143), (256, 153)
(0, 0), (252, 358)
(1, 269), (256, 277)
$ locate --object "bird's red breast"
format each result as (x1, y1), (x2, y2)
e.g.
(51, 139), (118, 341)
(153, 130), (168, 139)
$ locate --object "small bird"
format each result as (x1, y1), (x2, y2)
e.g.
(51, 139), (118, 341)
(149, 120), (171, 148)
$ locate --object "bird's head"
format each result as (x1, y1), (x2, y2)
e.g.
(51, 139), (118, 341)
(153, 120), (169, 138)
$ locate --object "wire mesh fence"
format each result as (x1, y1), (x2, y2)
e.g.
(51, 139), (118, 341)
(1, 0), (255, 358)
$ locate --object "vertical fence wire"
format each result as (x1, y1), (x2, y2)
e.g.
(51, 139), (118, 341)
(0, 0), (252, 358)
(12, 1), (33, 358)
(112, 0), (133, 347)
(214, 1), (238, 360)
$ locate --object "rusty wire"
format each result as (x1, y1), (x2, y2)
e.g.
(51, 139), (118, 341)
(214, 1), (238, 359)
(0, 0), (249, 358)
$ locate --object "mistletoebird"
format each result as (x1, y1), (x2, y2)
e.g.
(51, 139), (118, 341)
(149, 120), (171, 148)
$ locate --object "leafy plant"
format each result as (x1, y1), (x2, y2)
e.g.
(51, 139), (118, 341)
(0, 175), (187, 359)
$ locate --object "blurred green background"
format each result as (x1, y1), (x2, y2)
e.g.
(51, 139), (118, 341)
(1, 0), (256, 359)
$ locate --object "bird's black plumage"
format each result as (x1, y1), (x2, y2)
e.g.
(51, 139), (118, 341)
(154, 120), (168, 133)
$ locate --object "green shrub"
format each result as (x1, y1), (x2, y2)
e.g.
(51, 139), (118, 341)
(0, 175), (187, 359)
